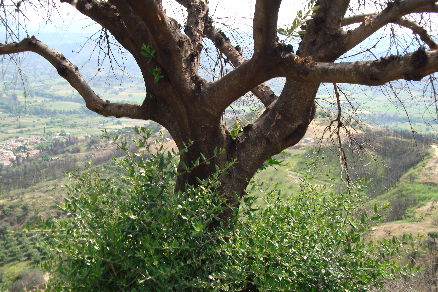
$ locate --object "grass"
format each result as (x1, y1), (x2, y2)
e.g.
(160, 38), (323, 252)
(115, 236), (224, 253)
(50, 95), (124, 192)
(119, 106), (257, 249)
(2, 72), (438, 283)
(0, 261), (33, 282)
(250, 146), (343, 209)
(252, 147), (307, 194)
(0, 111), (153, 139)
(367, 148), (438, 222)
(384, 122), (437, 134)
(47, 101), (83, 110)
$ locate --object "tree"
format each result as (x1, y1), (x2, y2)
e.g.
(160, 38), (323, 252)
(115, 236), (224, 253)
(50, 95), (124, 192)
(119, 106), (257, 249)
(38, 130), (413, 291)
(1, 0), (438, 225)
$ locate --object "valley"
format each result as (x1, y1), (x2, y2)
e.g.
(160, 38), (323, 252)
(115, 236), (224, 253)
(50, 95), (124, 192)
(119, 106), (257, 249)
(1, 32), (438, 291)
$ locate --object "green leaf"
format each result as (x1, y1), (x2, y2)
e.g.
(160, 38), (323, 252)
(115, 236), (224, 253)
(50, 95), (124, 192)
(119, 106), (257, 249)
(266, 157), (282, 166)
(371, 215), (382, 221)
(277, 28), (287, 35)
(258, 164), (267, 171)
(150, 67), (164, 83)
(194, 157), (200, 166)
(57, 263), (66, 275)
(154, 75), (164, 84)
(140, 43), (156, 62)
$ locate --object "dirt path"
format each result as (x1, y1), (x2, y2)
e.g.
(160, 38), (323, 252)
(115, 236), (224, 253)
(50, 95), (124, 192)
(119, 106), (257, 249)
(372, 201), (437, 240)
(371, 145), (438, 240)
(419, 144), (438, 184)
(373, 162), (438, 242)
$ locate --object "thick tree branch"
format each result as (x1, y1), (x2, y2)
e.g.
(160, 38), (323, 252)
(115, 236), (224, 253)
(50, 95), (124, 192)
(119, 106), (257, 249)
(0, 37), (149, 119)
(253, 0), (282, 56)
(122, 0), (196, 94)
(207, 46), (438, 111)
(60, 0), (139, 55)
(412, 2), (438, 12)
(123, 0), (188, 67)
(224, 81), (318, 201)
(394, 18), (438, 49)
(342, 14), (438, 49)
(107, 0), (150, 50)
(342, 2), (438, 26)
(185, 1), (208, 60)
(297, 0), (350, 61)
(174, 0), (279, 108)
(343, 0), (438, 53)
(319, 0), (351, 31)
(251, 85), (278, 107)
(203, 19), (278, 107)
(205, 57), (273, 115)
(341, 13), (375, 26)
(277, 48), (438, 86)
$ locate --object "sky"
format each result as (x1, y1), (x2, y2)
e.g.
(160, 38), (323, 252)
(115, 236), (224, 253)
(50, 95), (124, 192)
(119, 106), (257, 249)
(20, 0), (305, 34)
(6, 0), (435, 69)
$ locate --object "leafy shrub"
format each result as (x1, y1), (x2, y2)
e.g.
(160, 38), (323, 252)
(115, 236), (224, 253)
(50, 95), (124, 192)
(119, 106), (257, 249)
(20, 269), (45, 290)
(10, 246), (23, 261)
(0, 222), (9, 238)
(28, 249), (42, 264)
(41, 153), (50, 162)
(7, 281), (26, 292)
(0, 251), (9, 263)
(40, 128), (233, 291)
(71, 146), (81, 153)
(232, 184), (415, 291)
(38, 127), (416, 292)
(427, 231), (438, 240)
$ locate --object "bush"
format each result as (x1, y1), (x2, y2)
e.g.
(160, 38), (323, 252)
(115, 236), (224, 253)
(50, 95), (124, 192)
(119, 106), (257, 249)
(19, 269), (45, 290)
(28, 249), (41, 264)
(7, 281), (26, 292)
(233, 183), (418, 291)
(70, 146), (81, 153)
(41, 153), (50, 162)
(39, 127), (416, 292)
(0, 251), (9, 263)
(428, 231), (438, 240)
(0, 222), (9, 238)
(10, 247), (23, 261)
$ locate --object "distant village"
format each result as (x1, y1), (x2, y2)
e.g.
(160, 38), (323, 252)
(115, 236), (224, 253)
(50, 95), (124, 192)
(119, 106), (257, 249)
(0, 132), (314, 170)
(0, 136), (44, 168)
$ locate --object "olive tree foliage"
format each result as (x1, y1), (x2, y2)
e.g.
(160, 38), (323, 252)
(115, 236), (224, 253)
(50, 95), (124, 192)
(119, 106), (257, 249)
(1, 0), (438, 221)
(36, 127), (417, 291)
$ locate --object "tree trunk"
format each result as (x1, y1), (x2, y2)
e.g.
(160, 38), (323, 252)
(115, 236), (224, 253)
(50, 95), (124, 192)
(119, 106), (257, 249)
(3, 0), (437, 231)
(170, 81), (318, 228)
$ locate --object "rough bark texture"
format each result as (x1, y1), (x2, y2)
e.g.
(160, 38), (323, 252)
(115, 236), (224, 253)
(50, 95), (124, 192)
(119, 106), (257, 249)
(1, 0), (438, 226)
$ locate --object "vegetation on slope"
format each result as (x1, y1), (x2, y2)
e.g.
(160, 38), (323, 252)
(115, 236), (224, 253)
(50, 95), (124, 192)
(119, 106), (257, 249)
(0, 123), (437, 290)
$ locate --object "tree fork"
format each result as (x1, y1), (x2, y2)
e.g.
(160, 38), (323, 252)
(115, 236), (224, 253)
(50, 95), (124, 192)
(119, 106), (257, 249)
(2, 0), (438, 230)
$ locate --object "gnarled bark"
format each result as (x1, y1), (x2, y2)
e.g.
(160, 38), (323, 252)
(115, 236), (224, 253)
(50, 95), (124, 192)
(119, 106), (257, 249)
(1, 0), (438, 226)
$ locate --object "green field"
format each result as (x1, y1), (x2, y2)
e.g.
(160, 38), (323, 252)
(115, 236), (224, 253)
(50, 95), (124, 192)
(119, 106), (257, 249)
(1, 48), (438, 290)
(46, 101), (82, 110)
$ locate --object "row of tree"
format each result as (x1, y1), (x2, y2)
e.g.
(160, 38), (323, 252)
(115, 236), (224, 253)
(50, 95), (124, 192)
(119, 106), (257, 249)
(0, 224), (48, 291)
